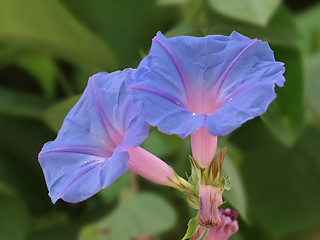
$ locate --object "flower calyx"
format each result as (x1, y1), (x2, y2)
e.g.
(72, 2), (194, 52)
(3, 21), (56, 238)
(169, 148), (231, 212)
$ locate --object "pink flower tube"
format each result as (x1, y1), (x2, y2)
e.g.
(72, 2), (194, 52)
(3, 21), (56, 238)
(128, 147), (177, 186)
(191, 128), (217, 168)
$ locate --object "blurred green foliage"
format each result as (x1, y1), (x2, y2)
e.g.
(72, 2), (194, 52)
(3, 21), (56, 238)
(0, 0), (320, 239)
(79, 192), (176, 240)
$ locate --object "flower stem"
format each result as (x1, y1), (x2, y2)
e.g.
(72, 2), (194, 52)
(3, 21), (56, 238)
(198, 227), (209, 240)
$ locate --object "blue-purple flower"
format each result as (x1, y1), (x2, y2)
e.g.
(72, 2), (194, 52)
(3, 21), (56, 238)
(38, 69), (150, 203)
(127, 31), (285, 167)
(38, 31), (286, 204)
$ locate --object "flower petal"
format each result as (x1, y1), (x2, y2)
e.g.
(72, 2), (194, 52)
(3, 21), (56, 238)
(46, 146), (129, 203)
(39, 69), (148, 203)
(206, 81), (278, 136)
(123, 114), (150, 148)
(128, 31), (284, 138)
(127, 78), (205, 138)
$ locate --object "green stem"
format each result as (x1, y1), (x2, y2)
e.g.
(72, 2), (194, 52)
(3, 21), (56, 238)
(198, 227), (209, 240)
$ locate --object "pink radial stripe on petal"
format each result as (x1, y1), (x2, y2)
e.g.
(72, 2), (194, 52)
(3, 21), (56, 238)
(129, 85), (187, 109)
(128, 147), (176, 186)
(154, 36), (222, 117)
(191, 128), (217, 168)
(189, 39), (259, 116)
(38, 145), (112, 158)
(39, 69), (149, 204)
(211, 39), (258, 98)
(90, 76), (124, 146)
(51, 160), (104, 203)
(128, 32), (285, 139)
(153, 36), (194, 109)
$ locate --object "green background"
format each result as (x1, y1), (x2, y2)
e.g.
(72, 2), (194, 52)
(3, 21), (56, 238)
(1, 0), (320, 239)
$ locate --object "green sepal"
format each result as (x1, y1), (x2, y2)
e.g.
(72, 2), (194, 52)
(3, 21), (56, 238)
(169, 168), (194, 194)
(209, 148), (227, 186)
(188, 155), (201, 186)
(216, 175), (232, 193)
(181, 212), (200, 240)
(224, 176), (232, 191)
(185, 193), (199, 209)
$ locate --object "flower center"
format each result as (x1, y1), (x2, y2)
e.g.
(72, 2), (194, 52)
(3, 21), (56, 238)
(187, 89), (223, 115)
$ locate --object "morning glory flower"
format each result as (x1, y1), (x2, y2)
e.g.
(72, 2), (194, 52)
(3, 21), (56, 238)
(127, 31), (285, 167)
(38, 69), (177, 203)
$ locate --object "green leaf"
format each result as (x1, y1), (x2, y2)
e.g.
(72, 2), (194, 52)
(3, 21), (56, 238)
(157, 0), (191, 5)
(208, 0), (281, 26)
(229, 233), (244, 240)
(78, 226), (100, 240)
(29, 226), (80, 240)
(0, 0), (117, 70)
(222, 154), (248, 223)
(0, 182), (29, 240)
(295, 4), (320, 54)
(261, 46), (304, 146)
(304, 53), (320, 124)
(62, 0), (178, 68)
(0, 87), (49, 118)
(0, 116), (55, 212)
(15, 55), (56, 99)
(0, 45), (33, 67)
(233, 121), (320, 237)
(261, 102), (298, 146)
(181, 212), (200, 240)
(43, 94), (80, 133)
(98, 172), (130, 203)
(141, 130), (183, 158)
(217, 139), (247, 221)
(207, 6), (299, 46)
(165, 20), (203, 38)
(79, 192), (177, 240)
